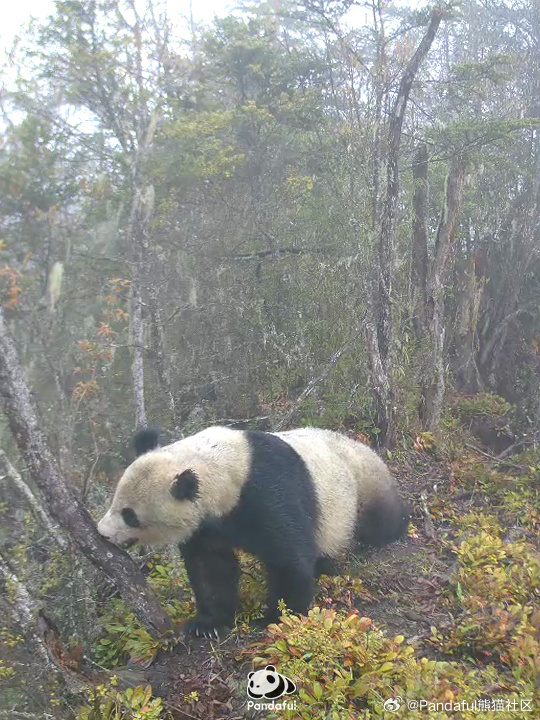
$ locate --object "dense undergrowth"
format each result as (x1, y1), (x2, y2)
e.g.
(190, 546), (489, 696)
(2, 395), (540, 719)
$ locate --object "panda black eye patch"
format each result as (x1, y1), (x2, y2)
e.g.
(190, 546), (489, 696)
(121, 507), (141, 528)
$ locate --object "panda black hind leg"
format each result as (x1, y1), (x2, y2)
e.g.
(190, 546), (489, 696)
(263, 561), (315, 624)
(180, 527), (240, 638)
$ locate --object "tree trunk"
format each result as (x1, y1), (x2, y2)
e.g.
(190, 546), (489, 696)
(411, 141), (429, 335)
(365, 310), (395, 445)
(421, 153), (467, 432)
(148, 299), (179, 431)
(130, 268), (148, 429)
(452, 235), (485, 392)
(140, 225), (179, 432)
(0, 552), (58, 669)
(369, 5), (448, 447)
(0, 551), (89, 691)
(0, 310), (173, 636)
(127, 107), (179, 431)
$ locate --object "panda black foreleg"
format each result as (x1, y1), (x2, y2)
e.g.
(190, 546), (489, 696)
(180, 530), (240, 638)
(264, 563), (315, 624)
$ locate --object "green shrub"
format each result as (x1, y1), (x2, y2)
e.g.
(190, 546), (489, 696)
(432, 525), (540, 686)
(452, 393), (512, 421)
(77, 682), (169, 720)
(249, 607), (531, 719)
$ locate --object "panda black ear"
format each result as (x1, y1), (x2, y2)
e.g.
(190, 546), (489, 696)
(248, 672), (255, 679)
(134, 428), (160, 457)
(170, 470), (199, 501)
(265, 665), (276, 672)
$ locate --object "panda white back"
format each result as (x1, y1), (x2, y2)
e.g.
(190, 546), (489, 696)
(273, 428), (359, 557)
(274, 428), (405, 555)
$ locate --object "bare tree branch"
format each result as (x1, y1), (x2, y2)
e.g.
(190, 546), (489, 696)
(0, 309), (173, 636)
(0, 451), (68, 550)
(275, 330), (362, 430)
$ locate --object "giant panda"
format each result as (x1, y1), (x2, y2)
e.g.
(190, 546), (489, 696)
(97, 426), (409, 637)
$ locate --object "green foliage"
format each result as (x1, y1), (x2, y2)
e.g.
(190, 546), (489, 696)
(251, 607), (530, 719)
(0, 114), (79, 218)
(0, 660), (15, 681)
(94, 558), (192, 666)
(252, 608), (405, 718)
(433, 521), (540, 686)
(159, 109), (247, 184)
(452, 393), (512, 421)
(452, 55), (513, 84)
(77, 681), (169, 720)
(146, 557), (193, 609)
(438, 415), (468, 460)
(202, 15), (326, 110)
(450, 461), (540, 532)
(427, 118), (539, 157)
(0, 627), (24, 649)
(237, 553), (268, 625)
(95, 602), (159, 668)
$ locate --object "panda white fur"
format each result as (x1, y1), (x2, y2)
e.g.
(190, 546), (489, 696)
(247, 665), (296, 700)
(97, 426), (408, 636)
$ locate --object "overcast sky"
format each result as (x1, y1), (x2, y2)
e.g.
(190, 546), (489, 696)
(1, 1), (427, 66)
(0, 0), (235, 55)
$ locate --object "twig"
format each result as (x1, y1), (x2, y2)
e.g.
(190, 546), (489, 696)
(220, 415), (271, 427)
(420, 492), (438, 542)
(0, 713), (52, 719)
(495, 438), (527, 460)
(82, 452), (101, 501)
(274, 331), (363, 431)
(0, 451), (68, 550)
(465, 443), (525, 471)
(0, 553), (52, 669)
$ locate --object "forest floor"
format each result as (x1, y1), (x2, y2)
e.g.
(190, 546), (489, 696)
(108, 444), (540, 719)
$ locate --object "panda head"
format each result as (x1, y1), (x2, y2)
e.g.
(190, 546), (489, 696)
(97, 429), (204, 548)
(247, 665), (295, 700)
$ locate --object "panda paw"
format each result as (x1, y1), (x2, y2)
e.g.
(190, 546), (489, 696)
(183, 618), (222, 640)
